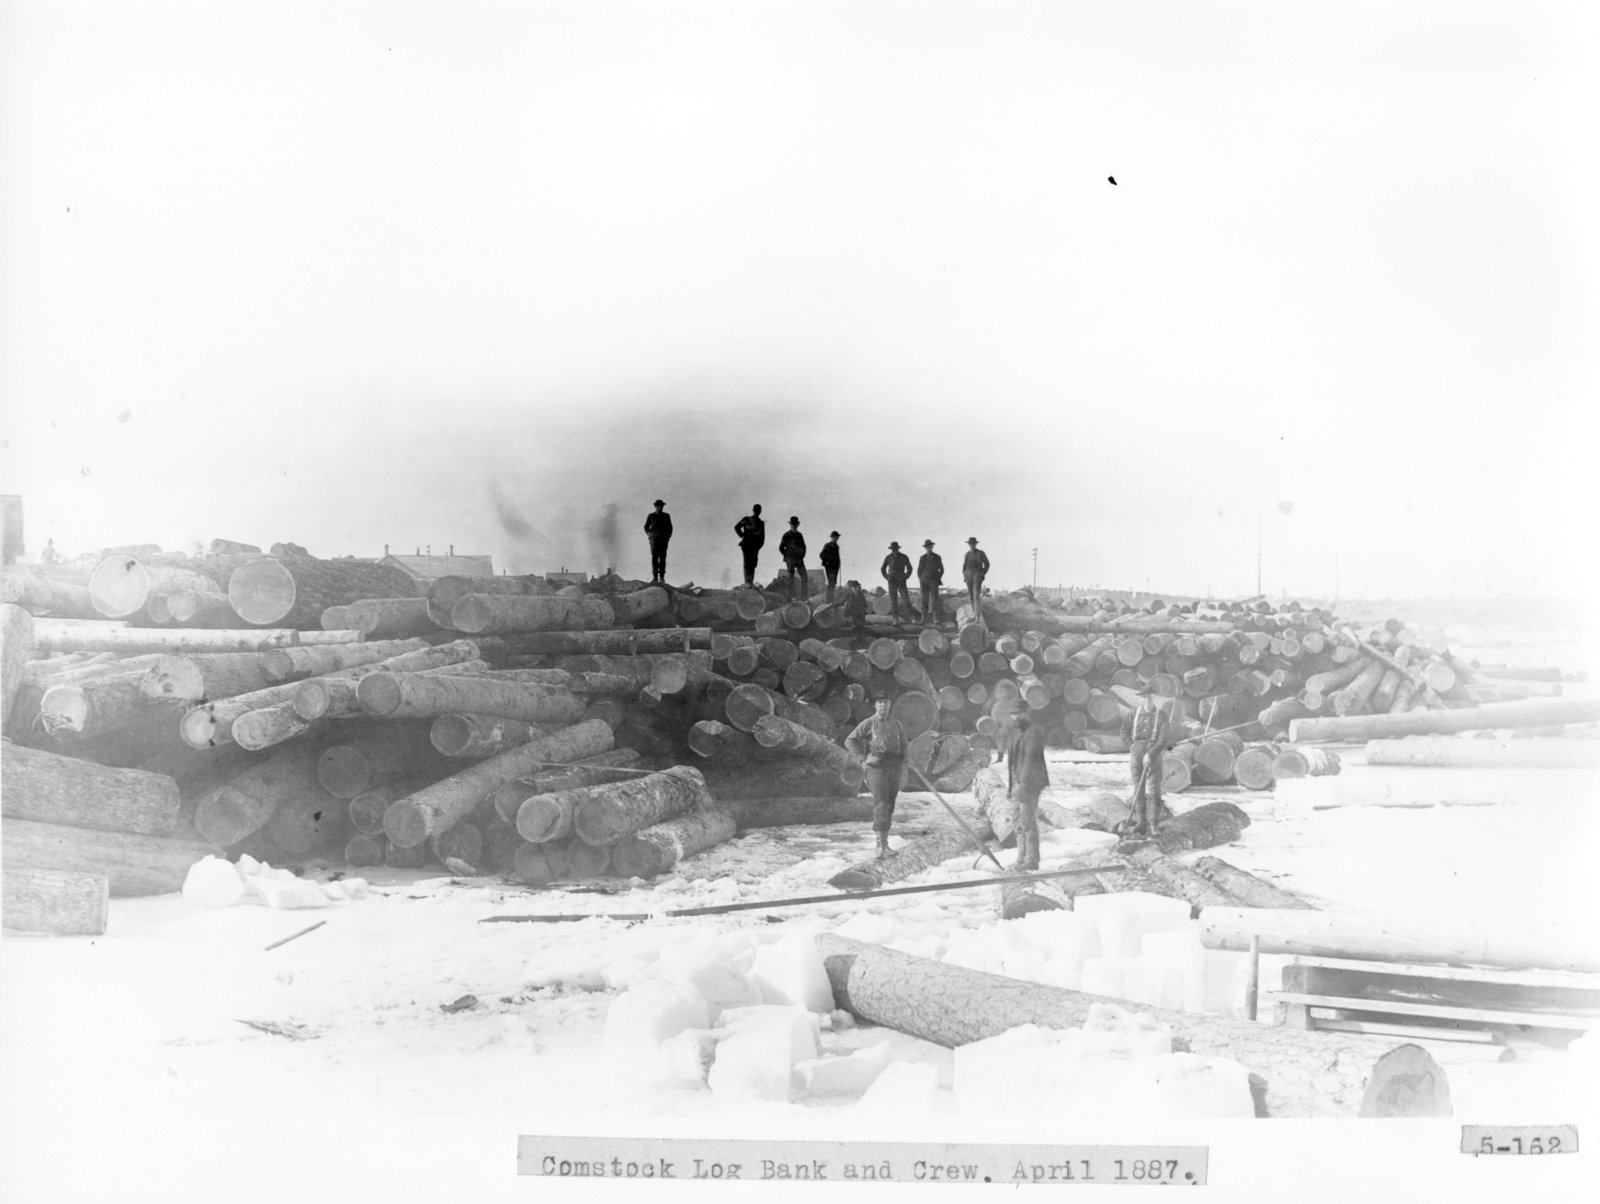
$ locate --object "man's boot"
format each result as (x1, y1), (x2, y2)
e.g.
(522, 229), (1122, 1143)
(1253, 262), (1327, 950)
(875, 832), (890, 859)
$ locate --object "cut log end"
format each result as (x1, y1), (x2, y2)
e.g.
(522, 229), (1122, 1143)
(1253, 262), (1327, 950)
(1358, 1044), (1452, 1118)
(383, 800), (429, 849)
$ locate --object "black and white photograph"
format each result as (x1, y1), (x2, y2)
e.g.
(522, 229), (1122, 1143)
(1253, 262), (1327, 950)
(1, 2), (1595, 1200)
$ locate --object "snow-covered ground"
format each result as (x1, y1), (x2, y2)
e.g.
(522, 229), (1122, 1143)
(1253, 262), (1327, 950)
(5, 725), (1599, 1201)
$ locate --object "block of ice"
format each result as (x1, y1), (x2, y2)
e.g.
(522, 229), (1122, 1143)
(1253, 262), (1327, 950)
(1080, 956), (1132, 1000)
(601, 956), (654, 991)
(1013, 910), (1103, 968)
(830, 912), (905, 946)
(1073, 891), (1192, 958)
(707, 1005), (819, 1102)
(1080, 1001), (1173, 1058)
(182, 856), (245, 908)
(1141, 928), (1208, 1012)
(602, 981), (713, 1057)
(941, 926), (1000, 973)
(1112, 1052), (1256, 1119)
(749, 931), (836, 1013)
(246, 875), (334, 910)
(664, 954), (762, 1022)
(854, 1060), (943, 1116)
(795, 1042), (894, 1098)
(651, 1029), (718, 1090)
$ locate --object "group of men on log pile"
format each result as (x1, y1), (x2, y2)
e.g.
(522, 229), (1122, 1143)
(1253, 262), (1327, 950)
(643, 499), (993, 622)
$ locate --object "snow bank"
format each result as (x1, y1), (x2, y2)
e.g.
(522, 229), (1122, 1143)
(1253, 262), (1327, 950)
(181, 855), (367, 910)
(707, 1004), (820, 1102)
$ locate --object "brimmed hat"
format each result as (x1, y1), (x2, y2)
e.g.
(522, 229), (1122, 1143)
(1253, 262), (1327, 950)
(653, 499), (665, 506)
(872, 690), (893, 702)
(967, 536), (979, 544)
(846, 579), (861, 588)
(751, 503), (762, 511)
(789, 515), (800, 524)
(829, 530), (840, 538)
(888, 541), (901, 549)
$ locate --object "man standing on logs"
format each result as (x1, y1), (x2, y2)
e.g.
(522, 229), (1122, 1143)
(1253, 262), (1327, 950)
(644, 499), (672, 584)
(734, 504), (765, 587)
(916, 540), (945, 626)
(1006, 711), (1049, 870)
(880, 541), (913, 623)
(778, 516), (808, 600)
(1119, 683), (1175, 839)
(962, 537), (990, 613)
(819, 530), (842, 604)
(845, 691), (908, 859)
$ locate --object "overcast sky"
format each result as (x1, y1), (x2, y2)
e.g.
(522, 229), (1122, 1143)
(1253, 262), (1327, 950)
(1, 1), (1594, 600)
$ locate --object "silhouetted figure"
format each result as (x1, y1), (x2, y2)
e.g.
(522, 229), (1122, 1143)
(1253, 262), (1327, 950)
(778, 516), (808, 600)
(643, 499), (672, 583)
(734, 504), (765, 587)
(819, 530), (842, 604)
(962, 537), (990, 613)
(880, 542), (913, 623)
(916, 539), (944, 625)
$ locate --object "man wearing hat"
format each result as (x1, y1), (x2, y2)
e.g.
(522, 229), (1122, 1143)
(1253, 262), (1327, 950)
(1006, 710), (1050, 870)
(841, 579), (870, 632)
(916, 539), (945, 626)
(819, 530), (843, 604)
(1118, 683), (1176, 838)
(845, 692), (909, 859)
(879, 541), (913, 623)
(778, 516), (808, 600)
(643, 499), (673, 584)
(961, 537), (990, 614)
(734, 504), (765, 586)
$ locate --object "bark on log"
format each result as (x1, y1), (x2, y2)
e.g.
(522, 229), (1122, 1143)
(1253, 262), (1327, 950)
(649, 653), (715, 697)
(260, 637), (435, 682)
(1291, 699), (1600, 743)
(2, 816), (220, 898)
(492, 749), (645, 822)
(472, 628), (711, 658)
(227, 556), (420, 628)
(1150, 801), (1250, 853)
(39, 669), (160, 738)
(971, 766), (1019, 846)
(2, 867), (110, 935)
(343, 597), (440, 640)
(136, 741), (264, 804)
(1363, 735), (1600, 768)
(610, 810), (738, 878)
(751, 714), (861, 782)
(1124, 845), (1236, 912)
(829, 821), (996, 891)
(701, 761), (858, 801)
(1192, 857), (1315, 909)
(687, 718), (764, 761)
(429, 713), (553, 758)
(570, 765), (712, 845)
(607, 586), (672, 625)
(88, 557), (221, 620)
(383, 719), (616, 847)
(426, 574), (555, 628)
(451, 593), (615, 634)
(1331, 658), (1386, 716)
(816, 935), (1449, 1118)
(193, 741), (328, 847)
(720, 795), (877, 828)
(2, 603), (32, 731)
(934, 748), (989, 793)
(140, 652), (279, 703)
(2, 743), (181, 836)
(356, 671), (585, 725)
(725, 682), (835, 737)
(290, 648), (485, 721)
(230, 703), (316, 752)
(1, 572), (98, 618)
(318, 721), (447, 797)
(32, 623), (363, 654)
(163, 590), (244, 627)
(1198, 907), (1599, 974)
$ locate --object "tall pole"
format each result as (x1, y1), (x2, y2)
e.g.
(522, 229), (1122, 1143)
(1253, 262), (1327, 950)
(1032, 547), (1038, 589)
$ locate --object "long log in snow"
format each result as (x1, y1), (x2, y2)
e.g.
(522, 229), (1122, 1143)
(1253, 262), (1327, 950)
(2, 743), (182, 836)
(2, 868), (110, 935)
(32, 622), (364, 655)
(815, 935), (1450, 1118)
(2, 817), (221, 898)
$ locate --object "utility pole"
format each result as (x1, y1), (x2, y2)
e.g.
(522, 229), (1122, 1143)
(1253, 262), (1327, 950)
(1031, 547), (1038, 589)
(1255, 502), (1263, 598)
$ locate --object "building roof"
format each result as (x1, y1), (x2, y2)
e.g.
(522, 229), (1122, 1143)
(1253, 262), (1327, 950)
(379, 553), (495, 580)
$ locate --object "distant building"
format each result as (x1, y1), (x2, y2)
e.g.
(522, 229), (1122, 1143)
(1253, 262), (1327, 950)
(546, 568), (589, 585)
(379, 544), (494, 581)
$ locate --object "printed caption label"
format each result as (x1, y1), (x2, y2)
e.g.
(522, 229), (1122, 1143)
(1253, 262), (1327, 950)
(1461, 1125), (1578, 1156)
(518, 1137), (1208, 1185)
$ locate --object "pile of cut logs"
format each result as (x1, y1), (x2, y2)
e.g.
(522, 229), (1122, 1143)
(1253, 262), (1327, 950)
(4, 548), (1594, 928)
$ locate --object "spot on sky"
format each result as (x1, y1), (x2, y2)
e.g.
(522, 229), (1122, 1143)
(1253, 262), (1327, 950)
(117, 408), (131, 423)
(80, 463), (92, 476)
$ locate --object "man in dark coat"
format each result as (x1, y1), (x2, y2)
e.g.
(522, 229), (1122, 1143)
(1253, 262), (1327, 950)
(844, 692), (908, 858)
(643, 499), (672, 583)
(1118, 683), (1176, 838)
(880, 541), (913, 623)
(819, 530), (842, 604)
(734, 504), (765, 586)
(778, 516), (808, 600)
(916, 539), (945, 626)
(840, 578), (870, 633)
(1006, 711), (1050, 870)
(961, 536), (990, 613)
